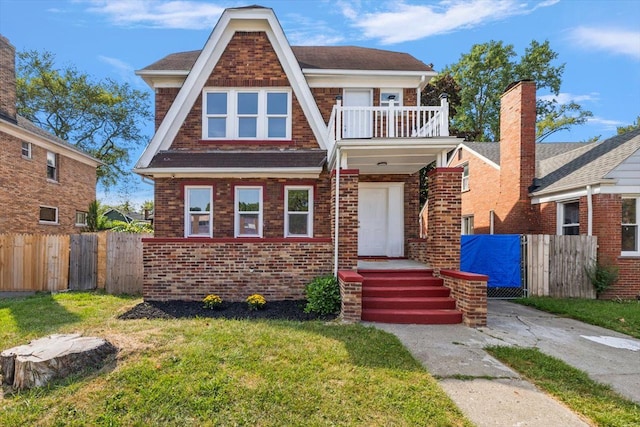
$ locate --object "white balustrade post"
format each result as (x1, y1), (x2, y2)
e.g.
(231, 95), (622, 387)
(335, 98), (342, 141)
(439, 93), (449, 137)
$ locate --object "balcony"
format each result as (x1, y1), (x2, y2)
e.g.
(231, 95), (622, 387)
(328, 96), (449, 144)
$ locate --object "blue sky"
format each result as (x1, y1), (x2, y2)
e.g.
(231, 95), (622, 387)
(1, 0), (639, 207)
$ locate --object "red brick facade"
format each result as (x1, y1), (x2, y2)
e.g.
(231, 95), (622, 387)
(0, 35), (97, 234)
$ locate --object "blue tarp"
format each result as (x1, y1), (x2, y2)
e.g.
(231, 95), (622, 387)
(461, 235), (521, 288)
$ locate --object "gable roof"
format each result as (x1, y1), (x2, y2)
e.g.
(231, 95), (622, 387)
(134, 6), (330, 171)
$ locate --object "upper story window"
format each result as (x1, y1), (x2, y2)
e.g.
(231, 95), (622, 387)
(22, 142), (32, 159)
(235, 186), (263, 237)
(203, 89), (291, 140)
(47, 151), (58, 181)
(285, 186), (313, 237)
(380, 90), (402, 106)
(622, 197), (639, 255)
(462, 163), (469, 191)
(559, 201), (579, 235)
(185, 186), (213, 237)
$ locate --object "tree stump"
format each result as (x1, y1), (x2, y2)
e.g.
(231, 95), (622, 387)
(0, 334), (117, 390)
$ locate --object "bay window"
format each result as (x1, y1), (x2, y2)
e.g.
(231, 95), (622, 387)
(285, 186), (313, 237)
(204, 89), (290, 139)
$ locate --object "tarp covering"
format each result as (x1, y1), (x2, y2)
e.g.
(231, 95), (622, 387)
(461, 235), (521, 288)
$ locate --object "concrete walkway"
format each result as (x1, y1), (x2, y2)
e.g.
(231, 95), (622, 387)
(371, 300), (640, 427)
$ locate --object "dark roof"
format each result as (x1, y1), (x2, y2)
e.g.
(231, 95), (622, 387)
(148, 150), (326, 169)
(140, 46), (432, 73)
(460, 141), (593, 166)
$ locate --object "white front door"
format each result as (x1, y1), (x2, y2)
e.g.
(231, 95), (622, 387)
(343, 89), (372, 138)
(358, 183), (404, 257)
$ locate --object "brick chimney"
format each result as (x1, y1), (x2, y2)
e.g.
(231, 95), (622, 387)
(0, 35), (17, 123)
(497, 80), (538, 233)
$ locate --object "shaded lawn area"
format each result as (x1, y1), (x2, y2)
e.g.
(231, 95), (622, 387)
(515, 296), (640, 339)
(0, 292), (470, 426)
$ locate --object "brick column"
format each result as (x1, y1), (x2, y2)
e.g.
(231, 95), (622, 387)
(331, 169), (359, 271)
(426, 167), (462, 271)
(338, 270), (363, 322)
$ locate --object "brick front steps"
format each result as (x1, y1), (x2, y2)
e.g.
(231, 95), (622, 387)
(360, 269), (463, 325)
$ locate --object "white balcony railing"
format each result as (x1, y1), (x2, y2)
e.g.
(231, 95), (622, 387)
(328, 96), (449, 144)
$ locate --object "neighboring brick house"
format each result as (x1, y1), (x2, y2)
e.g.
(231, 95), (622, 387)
(449, 80), (640, 299)
(0, 35), (100, 234)
(134, 6), (470, 308)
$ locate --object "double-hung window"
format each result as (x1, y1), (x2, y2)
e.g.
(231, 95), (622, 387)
(75, 211), (88, 227)
(462, 215), (474, 235)
(22, 142), (32, 158)
(559, 201), (580, 235)
(285, 186), (313, 237)
(47, 151), (58, 181)
(622, 197), (639, 255)
(461, 163), (469, 191)
(204, 89), (290, 139)
(235, 186), (263, 237)
(185, 186), (213, 237)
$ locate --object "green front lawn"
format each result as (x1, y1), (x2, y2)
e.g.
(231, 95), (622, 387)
(0, 292), (470, 426)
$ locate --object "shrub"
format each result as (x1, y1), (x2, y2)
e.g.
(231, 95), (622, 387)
(585, 258), (619, 297)
(304, 275), (340, 315)
(246, 294), (266, 311)
(203, 294), (223, 309)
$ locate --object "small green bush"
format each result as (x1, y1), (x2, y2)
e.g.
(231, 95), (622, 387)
(304, 275), (341, 315)
(585, 258), (619, 297)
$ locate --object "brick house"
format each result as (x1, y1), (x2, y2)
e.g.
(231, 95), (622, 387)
(135, 6), (489, 325)
(0, 35), (100, 234)
(449, 80), (640, 299)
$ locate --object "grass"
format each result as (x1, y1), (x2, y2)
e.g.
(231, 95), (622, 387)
(0, 292), (470, 426)
(486, 346), (640, 427)
(515, 296), (640, 339)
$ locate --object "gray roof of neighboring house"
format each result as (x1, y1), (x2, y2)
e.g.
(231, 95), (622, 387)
(460, 141), (593, 167)
(139, 46), (433, 73)
(148, 150), (327, 169)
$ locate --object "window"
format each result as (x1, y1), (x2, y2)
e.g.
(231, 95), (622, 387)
(622, 197), (639, 255)
(462, 215), (474, 235)
(559, 201), (580, 235)
(47, 151), (57, 181)
(39, 206), (58, 224)
(285, 186), (313, 237)
(75, 211), (88, 227)
(185, 186), (213, 237)
(462, 163), (469, 191)
(21, 142), (32, 158)
(235, 186), (263, 237)
(380, 90), (402, 106)
(204, 89), (290, 139)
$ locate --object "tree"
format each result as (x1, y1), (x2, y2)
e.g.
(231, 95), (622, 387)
(16, 50), (152, 188)
(617, 115), (640, 134)
(439, 40), (592, 142)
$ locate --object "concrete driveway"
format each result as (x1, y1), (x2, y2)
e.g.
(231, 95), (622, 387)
(372, 300), (640, 427)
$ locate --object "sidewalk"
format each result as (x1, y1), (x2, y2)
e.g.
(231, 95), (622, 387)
(371, 300), (640, 427)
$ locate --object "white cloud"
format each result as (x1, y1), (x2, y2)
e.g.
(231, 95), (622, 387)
(343, 0), (558, 44)
(539, 92), (599, 104)
(568, 26), (640, 60)
(280, 12), (345, 46)
(82, 0), (224, 29)
(587, 116), (625, 129)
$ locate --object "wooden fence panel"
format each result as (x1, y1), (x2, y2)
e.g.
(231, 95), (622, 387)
(69, 234), (98, 290)
(0, 234), (69, 292)
(526, 234), (597, 298)
(105, 233), (150, 295)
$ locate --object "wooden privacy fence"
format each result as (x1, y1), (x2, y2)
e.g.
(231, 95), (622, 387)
(525, 234), (598, 298)
(0, 233), (150, 295)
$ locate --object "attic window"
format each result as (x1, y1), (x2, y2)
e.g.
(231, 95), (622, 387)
(203, 89), (291, 140)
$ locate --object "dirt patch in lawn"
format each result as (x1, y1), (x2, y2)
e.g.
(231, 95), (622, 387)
(118, 300), (338, 322)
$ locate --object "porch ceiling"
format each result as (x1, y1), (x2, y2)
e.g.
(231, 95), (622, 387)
(339, 138), (459, 174)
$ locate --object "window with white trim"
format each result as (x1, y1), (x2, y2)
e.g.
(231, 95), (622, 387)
(235, 186), (263, 237)
(462, 215), (474, 235)
(21, 142), (32, 158)
(285, 186), (313, 237)
(461, 163), (469, 191)
(203, 89), (290, 139)
(380, 90), (402, 106)
(185, 186), (213, 237)
(559, 201), (579, 235)
(75, 211), (88, 227)
(39, 206), (58, 224)
(622, 197), (639, 255)
(47, 151), (58, 181)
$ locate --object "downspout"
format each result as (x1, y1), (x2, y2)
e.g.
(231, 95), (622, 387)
(333, 148), (341, 276)
(587, 185), (593, 236)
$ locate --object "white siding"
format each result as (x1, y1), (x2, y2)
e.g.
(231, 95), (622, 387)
(606, 148), (640, 186)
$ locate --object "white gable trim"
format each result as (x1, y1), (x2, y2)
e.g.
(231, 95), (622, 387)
(447, 144), (500, 170)
(135, 7), (328, 169)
